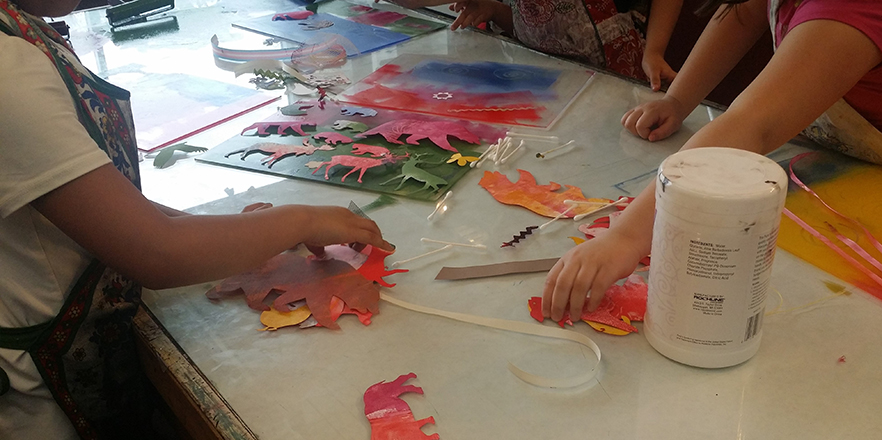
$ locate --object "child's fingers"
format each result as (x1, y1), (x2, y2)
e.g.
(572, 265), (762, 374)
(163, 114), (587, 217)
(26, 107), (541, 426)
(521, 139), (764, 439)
(648, 117), (680, 142)
(567, 266), (594, 320)
(542, 261), (564, 318)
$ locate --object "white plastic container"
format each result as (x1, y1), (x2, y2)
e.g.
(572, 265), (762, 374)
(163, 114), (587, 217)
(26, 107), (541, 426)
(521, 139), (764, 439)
(645, 147), (787, 368)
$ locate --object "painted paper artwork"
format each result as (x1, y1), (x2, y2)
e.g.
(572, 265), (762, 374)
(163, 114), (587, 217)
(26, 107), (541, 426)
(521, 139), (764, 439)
(317, 2), (446, 37)
(777, 151), (882, 299)
(233, 11), (429, 57)
(479, 169), (611, 218)
(337, 54), (594, 128)
(364, 373), (439, 440)
(528, 275), (648, 335)
(206, 245), (406, 330)
(198, 100), (506, 201)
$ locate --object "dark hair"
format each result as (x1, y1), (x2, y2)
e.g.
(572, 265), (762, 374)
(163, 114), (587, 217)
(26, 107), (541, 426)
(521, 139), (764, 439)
(695, 0), (749, 17)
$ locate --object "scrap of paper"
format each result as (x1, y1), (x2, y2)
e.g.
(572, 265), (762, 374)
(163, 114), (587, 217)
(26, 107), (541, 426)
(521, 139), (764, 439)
(364, 373), (439, 440)
(434, 257), (559, 280)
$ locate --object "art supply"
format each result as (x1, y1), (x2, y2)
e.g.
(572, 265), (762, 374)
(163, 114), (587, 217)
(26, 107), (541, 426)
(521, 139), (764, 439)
(538, 205), (577, 230)
(420, 238), (486, 249)
(506, 131), (559, 143)
(535, 140), (575, 159)
(500, 140), (524, 164)
(645, 148), (787, 368)
(572, 197), (629, 221)
(391, 245), (453, 267)
(501, 226), (539, 247)
(427, 191), (453, 220)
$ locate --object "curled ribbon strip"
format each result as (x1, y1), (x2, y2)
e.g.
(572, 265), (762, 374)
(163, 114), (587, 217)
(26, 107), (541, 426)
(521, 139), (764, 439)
(380, 293), (601, 388)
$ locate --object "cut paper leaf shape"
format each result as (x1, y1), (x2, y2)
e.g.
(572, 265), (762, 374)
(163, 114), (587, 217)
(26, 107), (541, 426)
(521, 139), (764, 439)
(528, 275), (648, 335)
(313, 132), (353, 145)
(479, 169), (610, 218)
(357, 119), (480, 152)
(225, 142), (335, 167)
(241, 121), (316, 136)
(205, 245), (406, 329)
(364, 373), (439, 440)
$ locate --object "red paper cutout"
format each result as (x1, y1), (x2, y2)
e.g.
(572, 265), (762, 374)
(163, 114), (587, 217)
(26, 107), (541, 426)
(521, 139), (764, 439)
(206, 246), (405, 329)
(479, 169), (610, 218)
(312, 153), (409, 183)
(272, 11), (314, 20)
(351, 143), (392, 157)
(356, 118), (480, 152)
(225, 141), (335, 167)
(364, 373), (439, 440)
(528, 275), (648, 334)
(241, 121), (315, 136)
(313, 132), (353, 145)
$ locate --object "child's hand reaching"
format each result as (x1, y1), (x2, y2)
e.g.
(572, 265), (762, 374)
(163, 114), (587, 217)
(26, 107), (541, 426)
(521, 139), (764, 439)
(542, 227), (644, 322)
(641, 51), (678, 92)
(621, 95), (688, 142)
(298, 205), (393, 253)
(449, 0), (499, 30)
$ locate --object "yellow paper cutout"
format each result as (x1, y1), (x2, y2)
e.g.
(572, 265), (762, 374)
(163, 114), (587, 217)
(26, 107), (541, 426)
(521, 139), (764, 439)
(447, 153), (479, 166)
(584, 316), (632, 336)
(569, 236), (585, 245)
(258, 305), (312, 331)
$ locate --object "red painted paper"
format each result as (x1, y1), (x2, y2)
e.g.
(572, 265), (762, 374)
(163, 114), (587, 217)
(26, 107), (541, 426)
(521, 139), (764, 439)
(528, 275), (648, 334)
(357, 119), (481, 152)
(364, 373), (439, 440)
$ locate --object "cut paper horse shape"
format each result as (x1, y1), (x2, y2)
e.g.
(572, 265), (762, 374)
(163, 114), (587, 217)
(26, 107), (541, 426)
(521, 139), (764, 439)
(241, 121), (316, 136)
(382, 154), (448, 192)
(364, 373), (439, 440)
(313, 152), (409, 183)
(205, 245), (406, 330)
(225, 142), (335, 168)
(357, 119), (480, 152)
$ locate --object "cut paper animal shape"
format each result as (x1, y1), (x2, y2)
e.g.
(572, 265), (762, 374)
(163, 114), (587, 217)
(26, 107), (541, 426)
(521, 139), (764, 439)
(351, 144), (392, 158)
(528, 275), (648, 334)
(341, 106), (378, 117)
(333, 120), (370, 133)
(479, 169), (610, 218)
(272, 11), (314, 20)
(446, 153), (478, 167)
(381, 154), (449, 192)
(357, 119), (480, 152)
(225, 142), (334, 167)
(312, 152), (410, 183)
(364, 373), (439, 440)
(241, 121), (315, 136)
(205, 245), (406, 330)
(313, 132), (353, 145)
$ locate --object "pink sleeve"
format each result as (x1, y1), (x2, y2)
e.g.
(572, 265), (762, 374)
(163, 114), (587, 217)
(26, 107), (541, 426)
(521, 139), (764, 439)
(788, 0), (882, 51)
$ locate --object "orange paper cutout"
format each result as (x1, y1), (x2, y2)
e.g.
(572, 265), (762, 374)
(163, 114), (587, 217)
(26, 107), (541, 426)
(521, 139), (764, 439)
(478, 169), (609, 218)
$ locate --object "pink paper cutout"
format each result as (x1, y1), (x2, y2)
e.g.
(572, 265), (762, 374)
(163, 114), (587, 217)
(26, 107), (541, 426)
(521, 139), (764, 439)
(357, 119), (480, 152)
(206, 246), (405, 329)
(351, 143), (392, 157)
(364, 373), (439, 440)
(528, 275), (648, 334)
(272, 11), (315, 20)
(241, 121), (315, 136)
(226, 141), (335, 167)
(313, 132), (353, 145)
(479, 169), (610, 218)
(312, 152), (409, 183)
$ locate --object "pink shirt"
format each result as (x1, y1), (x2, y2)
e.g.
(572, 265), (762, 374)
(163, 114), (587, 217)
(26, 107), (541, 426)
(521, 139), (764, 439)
(774, 0), (882, 129)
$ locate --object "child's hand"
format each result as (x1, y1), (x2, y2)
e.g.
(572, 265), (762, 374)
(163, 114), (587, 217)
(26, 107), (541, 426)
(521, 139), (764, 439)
(641, 52), (678, 92)
(449, 0), (496, 30)
(542, 228), (644, 322)
(621, 96), (687, 142)
(301, 206), (393, 252)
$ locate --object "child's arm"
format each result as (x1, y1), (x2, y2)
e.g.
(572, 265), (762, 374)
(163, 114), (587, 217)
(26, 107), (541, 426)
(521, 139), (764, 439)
(32, 164), (391, 290)
(642, 0), (683, 91)
(449, 0), (512, 34)
(546, 7), (882, 321)
(623, 0), (769, 141)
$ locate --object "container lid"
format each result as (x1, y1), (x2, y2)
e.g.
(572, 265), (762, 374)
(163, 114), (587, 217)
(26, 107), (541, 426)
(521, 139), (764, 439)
(656, 147), (787, 216)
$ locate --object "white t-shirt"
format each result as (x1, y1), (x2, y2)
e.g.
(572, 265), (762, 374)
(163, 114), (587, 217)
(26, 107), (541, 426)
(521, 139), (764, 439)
(0, 34), (112, 439)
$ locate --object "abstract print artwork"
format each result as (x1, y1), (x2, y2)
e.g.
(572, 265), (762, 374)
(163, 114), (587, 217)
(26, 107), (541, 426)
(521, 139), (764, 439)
(337, 54), (595, 128)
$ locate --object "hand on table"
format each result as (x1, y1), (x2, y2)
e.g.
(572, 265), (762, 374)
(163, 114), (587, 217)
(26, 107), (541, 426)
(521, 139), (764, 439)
(621, 96), (688, 142)
(449, 0), (496, 30)
(542, 228), (644, 322)
(299, 206), (393, 256)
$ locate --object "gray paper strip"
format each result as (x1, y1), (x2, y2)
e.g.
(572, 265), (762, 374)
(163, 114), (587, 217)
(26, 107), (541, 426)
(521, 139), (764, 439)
(434, 257), (560, 281)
